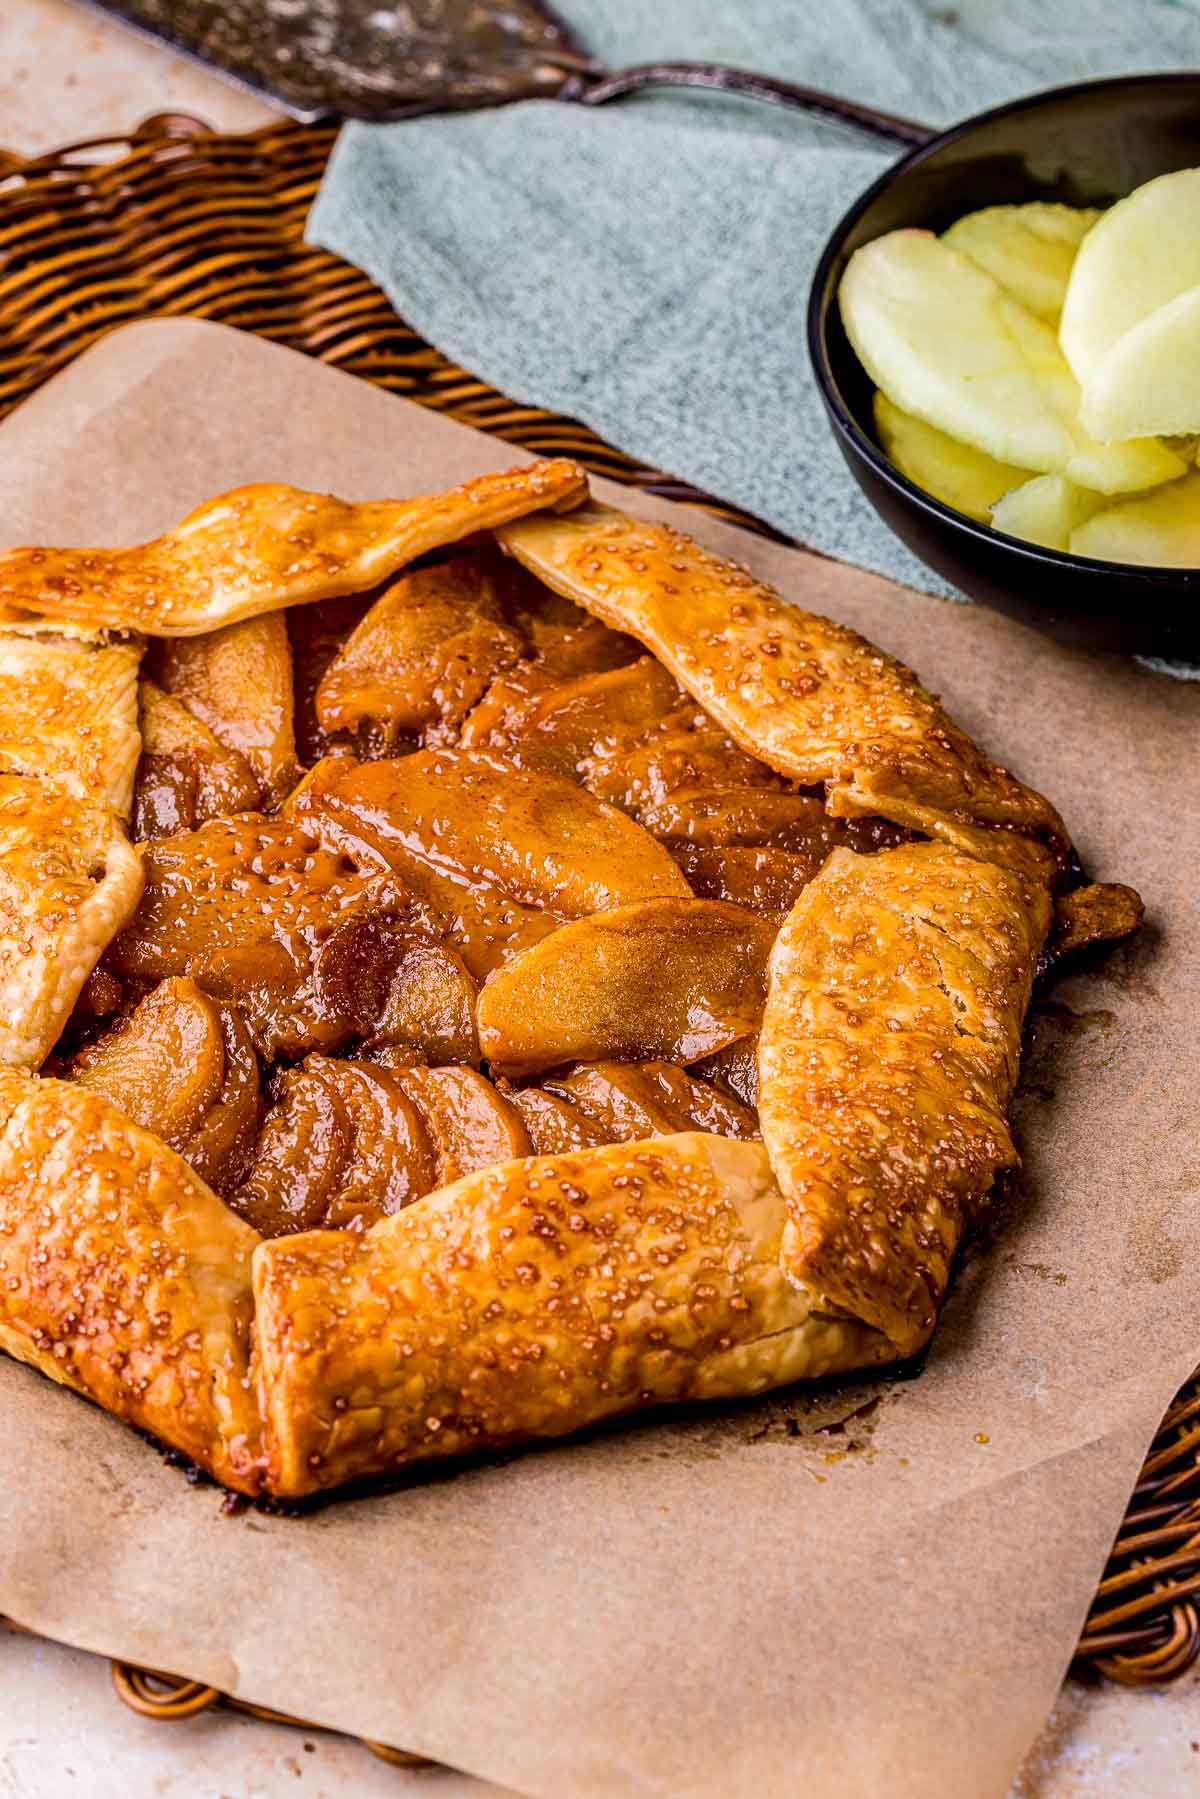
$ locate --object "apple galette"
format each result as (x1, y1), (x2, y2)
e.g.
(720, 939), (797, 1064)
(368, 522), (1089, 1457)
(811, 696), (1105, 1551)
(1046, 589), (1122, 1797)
(0, 461), (1141, 1497)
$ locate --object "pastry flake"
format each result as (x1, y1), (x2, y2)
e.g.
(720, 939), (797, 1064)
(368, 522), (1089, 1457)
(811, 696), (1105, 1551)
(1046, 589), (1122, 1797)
(0, 1071), (264, 1492)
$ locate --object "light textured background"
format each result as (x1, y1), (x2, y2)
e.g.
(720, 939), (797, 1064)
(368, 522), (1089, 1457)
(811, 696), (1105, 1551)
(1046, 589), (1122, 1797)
(0, 5), (1196, 1794)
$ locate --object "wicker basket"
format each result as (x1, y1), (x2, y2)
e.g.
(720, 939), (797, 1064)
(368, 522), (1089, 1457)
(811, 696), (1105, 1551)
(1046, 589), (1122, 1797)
(0, 112), (1196, 1762)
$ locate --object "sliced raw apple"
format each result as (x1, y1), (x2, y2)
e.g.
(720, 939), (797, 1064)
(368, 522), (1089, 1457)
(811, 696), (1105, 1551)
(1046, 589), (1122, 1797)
(1079, 285), (1200, 441)
(842, 230), (1185, 493)
(990, 475), (1107, 552)
(942, 202), (1099, 321)
(476, 897), (776, 1079)
(1069, 472), (1200, 567)
(1060, 169), (1200, 387)
(873, 390), (1033, 521)
(840, 230), (1075, 470)
(998, 300), (1186, 494)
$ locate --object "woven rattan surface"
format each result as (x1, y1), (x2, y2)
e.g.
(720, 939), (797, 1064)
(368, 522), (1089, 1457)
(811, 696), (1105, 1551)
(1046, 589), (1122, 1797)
(0, 113), (1195, 1761)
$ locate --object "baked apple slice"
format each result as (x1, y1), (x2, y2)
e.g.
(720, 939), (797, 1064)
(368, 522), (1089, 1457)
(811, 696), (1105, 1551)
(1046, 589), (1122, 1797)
(233, 1055), (436, 1236)
(690, 1036), (759, 1109)
(72, 975), (225, 1145)
(155, 614), (301, 808)
(392, 1065), (531, 1185)
(105, 813), (430, 1060)
(463, 656), (681, 777)
(458, 618), (640, 746)
(672, 845), (827, 921)
(321, 929), (479, 1066)
(546, 1060), (759, 1142)
(369, 941), (479, 1066)
(502, 1084), (610, 1155)
(287, 593), (375, 765)
(592, 728), (786, 821)
(179, 1000), (263, 1196)
(476, 897), (777, 1079)
(133, 680), (260, 839)
(316, 550), (524, 748)
(640, 786), (831, 848)
(290, 747), (691, 921)
(71, 975), (262, 1194)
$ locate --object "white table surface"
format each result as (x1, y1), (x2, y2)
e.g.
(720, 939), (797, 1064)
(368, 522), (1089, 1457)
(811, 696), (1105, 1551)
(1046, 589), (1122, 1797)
(0, 4), (1197, 1793)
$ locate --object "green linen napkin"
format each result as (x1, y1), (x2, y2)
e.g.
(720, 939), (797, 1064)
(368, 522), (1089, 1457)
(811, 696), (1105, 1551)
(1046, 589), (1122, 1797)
(308, 0), (1200, 603)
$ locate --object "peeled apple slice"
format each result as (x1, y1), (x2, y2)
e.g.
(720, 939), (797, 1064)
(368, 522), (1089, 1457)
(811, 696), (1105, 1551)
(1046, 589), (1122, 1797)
(840, 230), (1075, 471)
(873, 390), (1033, 521)
(840, 231), (1185, 491)
(942, 202), (1100, 321)
(1060, 169), (1200, 388)
(1069, 472), (1200, 567)
(989, 475), (1106, 552)
(997, 301), (1186, 494)
(1079, 285), (1200, 441)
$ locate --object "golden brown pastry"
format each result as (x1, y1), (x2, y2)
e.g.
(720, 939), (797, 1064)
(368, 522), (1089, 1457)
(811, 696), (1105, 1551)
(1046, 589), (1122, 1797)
(0, 626), (144, 1067)
(758, 842), (1051, 1354)
(0, 461), (1142, 1497)
(497, 504), (1068, 875)
(253, 1134), (894, 1497)
(0, 1071), (263, 1491)
(0, 462), (588, 634)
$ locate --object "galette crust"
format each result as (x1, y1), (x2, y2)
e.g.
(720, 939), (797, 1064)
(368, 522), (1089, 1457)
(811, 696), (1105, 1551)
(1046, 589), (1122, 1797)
(496, 505), (1067, 876)
(0, 628), (142, 816)
(254, 1133), (892, 1497)
(757, 842), (1051, 1354)
(0, 1072), (263, 1490)
(0, 463), (1132, 1494)
(0, 463), (588, 636)
(0, 627), (144, 1067)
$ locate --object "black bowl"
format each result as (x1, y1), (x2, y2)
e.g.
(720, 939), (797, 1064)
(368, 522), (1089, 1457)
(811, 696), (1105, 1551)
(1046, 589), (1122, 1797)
(807, 73), (1200, 660)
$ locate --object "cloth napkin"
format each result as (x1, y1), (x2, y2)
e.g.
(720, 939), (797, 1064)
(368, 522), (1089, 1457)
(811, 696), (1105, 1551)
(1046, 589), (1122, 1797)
(308, 0), (1200, 606)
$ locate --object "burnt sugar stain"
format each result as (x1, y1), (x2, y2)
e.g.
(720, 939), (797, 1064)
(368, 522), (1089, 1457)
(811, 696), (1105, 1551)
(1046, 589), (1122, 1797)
(1005, 1257), (1069, 1286)
(1017, 1000), (1120, 1104)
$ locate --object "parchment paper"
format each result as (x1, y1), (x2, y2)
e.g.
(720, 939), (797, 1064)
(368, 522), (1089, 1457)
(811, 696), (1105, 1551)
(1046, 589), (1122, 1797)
(0, 319), (1196, 1799)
